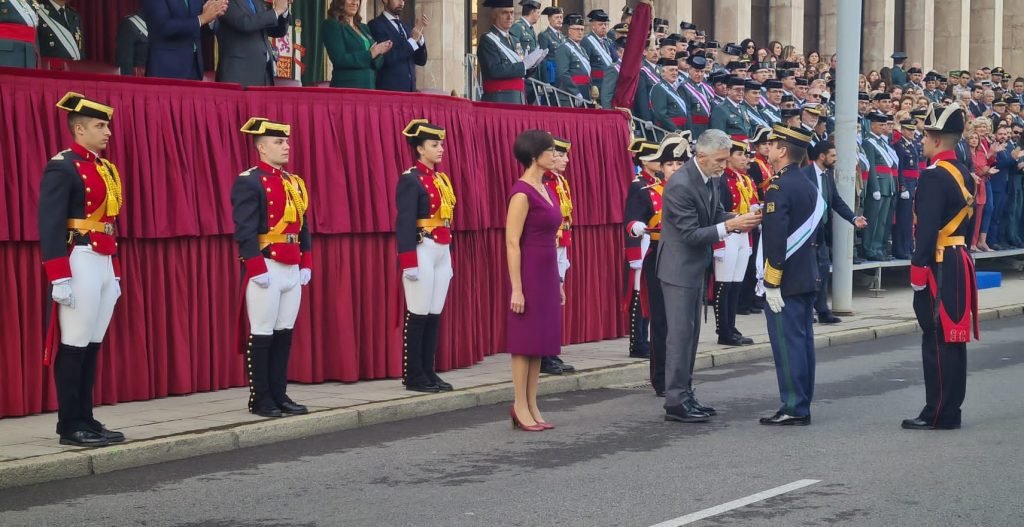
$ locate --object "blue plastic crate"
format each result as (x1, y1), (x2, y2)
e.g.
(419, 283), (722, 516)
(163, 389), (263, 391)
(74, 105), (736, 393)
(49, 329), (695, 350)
(976, 271), (1001, 290)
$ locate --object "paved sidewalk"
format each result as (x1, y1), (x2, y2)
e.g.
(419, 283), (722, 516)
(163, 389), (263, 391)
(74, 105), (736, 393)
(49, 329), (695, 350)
(1, 269), (1022, 489)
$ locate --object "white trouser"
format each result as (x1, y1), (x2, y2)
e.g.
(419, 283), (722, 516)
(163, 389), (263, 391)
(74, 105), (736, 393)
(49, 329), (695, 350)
(246, 260), (301, 335)
(714, 232), (752, 283)
(402, 238), (453, 315)
(634, 233), (651, 291)
(557, 246), (570, 281)
(59, 246), (120, 346)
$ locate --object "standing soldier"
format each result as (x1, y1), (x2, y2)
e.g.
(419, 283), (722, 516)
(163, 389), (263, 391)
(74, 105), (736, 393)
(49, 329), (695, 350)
(892, 118), (921, 259)
(651, 57), (690, 133)
(862, 111), (898, 261)
(233, 118), (312, 417)
(598, 24), (628, 108)
(0, 0), (38, 67)
(536, 6), (565, 84)
(540, 136), (577, 375)
(477, 0), (546, 104)
(713, 137), (758, 346)
(678, 54), (713, 137)
(739, 126), (774, 315)
(758, 124), (823, 426)
(710, 76), (752, 136)
(761, 80), (784, 124)
(625, 135), (689, 394)
(742, 80), (771, 130)
(35, 0), (83, 67)
(41, 92), (124, 447)
(624, 138), (659, 361)
(396, 120), (457, 392)
(632, 43), (662, 121)
(554, 14), (593, 105)
(904, 103), (978, 431)
(581, 9), (618, 102)
(115, 10), (148, 76)
(510, 0), (541, 99)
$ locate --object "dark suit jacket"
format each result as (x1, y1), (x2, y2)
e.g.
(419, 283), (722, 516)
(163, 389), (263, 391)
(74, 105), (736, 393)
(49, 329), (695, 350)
(657, 159), (734, 289)
(216, 0), (290, 87)
(367, 14), (426, 92)
(142, 0), (203, 79)
(803, 164), (856, 247)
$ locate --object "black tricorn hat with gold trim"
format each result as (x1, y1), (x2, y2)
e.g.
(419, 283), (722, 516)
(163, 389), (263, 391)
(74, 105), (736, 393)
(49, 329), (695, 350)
(240, 117), (291, 137)
(923, 103), (966, 135)
(552, 135), (572, 153)
(750, 126), (773, 144)
(629, 137), (660, 158)
(641, 131), (692, 163)
(768, 124), (813, 149)
(402, 119), (445, 143)
(56, 92), (114, 121)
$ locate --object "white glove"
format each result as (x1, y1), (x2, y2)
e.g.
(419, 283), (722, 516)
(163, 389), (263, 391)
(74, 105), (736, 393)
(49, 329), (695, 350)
(764, 287), (785, 313)
(749, 203), (761, 213)
(629, 259), (642, 270)
(713, 248), (725, 262)
(403, 267), (419, 281)
(872, 191), (882, 201)
(630, 222), (647, 237)
(51, 278), (74, 308)
(911, 283), (927, 292)
(299, 268), (312, 286)
(900, 190), (911, 199)
(524, 49), (547, 69)
(250, 272), (271, 288)
(111, 278), (122, 298)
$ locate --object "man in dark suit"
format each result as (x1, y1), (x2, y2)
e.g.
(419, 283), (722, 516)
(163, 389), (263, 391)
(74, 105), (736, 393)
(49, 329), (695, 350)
(216, 0), (291, 87)
(143, 0), (227, 80)
(368, 0), (428, 92)
(657, 129), (760, 423)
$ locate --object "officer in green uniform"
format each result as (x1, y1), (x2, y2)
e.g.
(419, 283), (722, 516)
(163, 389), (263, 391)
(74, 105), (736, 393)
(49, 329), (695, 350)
(630, 42), (662, 121)
(536, 6), (564, 84)
(862, 111), (898, 261)
(710, 76), (752, 136)
(477, 0), (546, 104)
(678, 54), (713, 137)
(651, 57), (690, 133)
(0, 0), (38, 67)
(554, 14), (592, 104)
(510, 0), (541, 98)
(115, 11), (148, 76)
(36, 0), (83, 64)
(581, 9), (618, 101)
(598, 28), (628, 109)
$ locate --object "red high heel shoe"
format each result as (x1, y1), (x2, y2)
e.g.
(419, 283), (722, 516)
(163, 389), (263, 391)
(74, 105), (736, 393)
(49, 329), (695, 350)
(536, 421), (555, 430)
(510, 406), (545, 432)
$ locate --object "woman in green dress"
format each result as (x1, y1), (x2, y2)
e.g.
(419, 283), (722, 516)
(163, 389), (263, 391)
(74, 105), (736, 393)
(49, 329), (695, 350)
(322, 0), (392, 88)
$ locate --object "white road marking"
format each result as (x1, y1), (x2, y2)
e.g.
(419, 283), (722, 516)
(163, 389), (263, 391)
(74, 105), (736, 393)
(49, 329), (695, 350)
(649, 479), (822, 527)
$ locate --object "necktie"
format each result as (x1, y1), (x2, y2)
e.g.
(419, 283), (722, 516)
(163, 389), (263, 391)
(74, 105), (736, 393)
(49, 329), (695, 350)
(247, 0), (258, 13)
(395, 19), (407, 38)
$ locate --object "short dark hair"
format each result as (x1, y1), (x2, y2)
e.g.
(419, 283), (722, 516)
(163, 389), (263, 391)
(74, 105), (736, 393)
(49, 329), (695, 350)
(513, 129), (554, 167)
(522, 5), (538, 16)
(67, 113), (89, 134)
(776, 142), (807, 165)
(808, 141), (835, 161)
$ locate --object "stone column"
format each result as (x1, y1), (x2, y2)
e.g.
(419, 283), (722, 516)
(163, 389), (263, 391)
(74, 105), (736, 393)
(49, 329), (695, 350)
(1003, 4), (1024, 77)
(932, 0), (970, 74)
(714, 0), (751, 44)
(903, 0), (934, 71)
(769, 0), (803, 55)
(656, 0), (692, 34)
(818, 0), (837, 58)
(860, 0), (894, 73)
(417, 0), (467, 94)
(969, 0), (1003, 70)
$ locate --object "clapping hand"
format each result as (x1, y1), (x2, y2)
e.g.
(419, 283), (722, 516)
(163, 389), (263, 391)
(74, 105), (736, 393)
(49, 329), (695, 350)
(200, 0), (228, 25)
(273, 0), (291, 16)
(411, 14), (428, 41)
(371, 40), (393, 58)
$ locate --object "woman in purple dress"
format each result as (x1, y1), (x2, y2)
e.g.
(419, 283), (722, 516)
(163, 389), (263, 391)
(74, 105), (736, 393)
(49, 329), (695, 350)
(506, 129), (562, 432)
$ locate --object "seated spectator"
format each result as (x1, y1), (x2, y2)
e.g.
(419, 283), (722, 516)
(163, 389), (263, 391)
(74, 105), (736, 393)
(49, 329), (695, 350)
(216, 0), (292, 87)
(322, 0), (392, 89)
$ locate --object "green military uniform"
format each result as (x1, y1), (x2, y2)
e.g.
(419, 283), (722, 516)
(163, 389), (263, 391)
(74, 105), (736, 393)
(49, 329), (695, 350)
(554, 37), (592, 103)
(0, 0), (38, 67)
(633, 59), (660, 122)
(651, 77), (689, 132)
(510, 14), (540, 89)
(537, 25), (565, 55)
(35, 0), (82, 62)
(477, 26), (527, 104)
(861, 114), (898, 260)
(600, 62), (620, 108)
(580, 11), (617, 102)
(115, 12), (148, 76)
(710, 94), (752, 136)
(678, 78), (713, 136)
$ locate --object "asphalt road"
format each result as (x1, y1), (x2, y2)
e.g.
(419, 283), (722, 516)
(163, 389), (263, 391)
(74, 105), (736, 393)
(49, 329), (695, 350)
(2, 318), (1023, 527)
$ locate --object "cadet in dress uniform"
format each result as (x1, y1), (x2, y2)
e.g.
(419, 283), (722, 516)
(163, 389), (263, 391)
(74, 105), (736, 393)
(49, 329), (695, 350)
(540, 136), (577, 375)
(40, 92), (125, 447)
(862, 111), (898, 261)
(651, 58), (690, 133)
(625, 135), (690, 394)
(554, 14), (593, 104)
(581, 9), (618, 101)
(678, 54), (713, 137)
(232, 118), (312, 417)
(710, 76), (752, 136)
(758, 124), (823, 426)
(115, 11), (148, 76)
(396, 120), (458, 391)
(478, 0), (541, 104)
(892, 119), (921, 259)
(713, 137), (758, 346)
(0, 0), (38, 67)
(624, 138), (659, 360)
(35, 0), (82, 66)
(903, 103), (979, 431)
(537, 6), (564, 84)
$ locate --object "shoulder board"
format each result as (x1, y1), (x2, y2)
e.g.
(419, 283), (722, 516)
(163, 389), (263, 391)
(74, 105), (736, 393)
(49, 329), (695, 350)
(238, 167), (258, 177)
(766, 183), (781, 192)
(402, 167), (423, 178)
(50, 149), (70, 161)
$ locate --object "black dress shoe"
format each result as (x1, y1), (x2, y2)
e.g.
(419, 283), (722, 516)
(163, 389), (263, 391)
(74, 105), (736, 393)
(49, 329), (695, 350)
(629, 350), (651, 359)
(405, 384), (442, 393)
(990, 244), (1004, 251)
(687, 391), (717, 416)
(95, 427), (125, 443)
(717, 335), (748, 346)
(664, 403), (710, 423)
(278, 399), (309, 415)
(654, 390), (665, 397)
(60, 430), (110, 447)
(540, 362), (564, 375)
(901, 418), (934, 430)
(737, 308), (751, 315)
(432, 380), (454, 391)
(818, 313), (842, 324)
(733, 334), (754, 345)
(552, 357), (575, 373)
(759, 412), (810, 426)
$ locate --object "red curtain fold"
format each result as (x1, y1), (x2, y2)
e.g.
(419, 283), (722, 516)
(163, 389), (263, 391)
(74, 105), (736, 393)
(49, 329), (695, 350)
(0, 69), (635, 418)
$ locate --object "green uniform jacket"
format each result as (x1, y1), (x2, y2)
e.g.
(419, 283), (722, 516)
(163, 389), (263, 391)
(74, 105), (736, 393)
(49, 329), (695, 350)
(678, 78), (712, 136)
(863, 133), (897, 196)
(710, 99), (752, 136)
(322, 19), (384, 89)
(554, 39), (591, 100)
(0, 0), (37, 67)
(600, 63), (620, 109)
(650, 80), (689, 132)
(581, 32), (617, 98)
(36, 0), (82, 60)
(478, 27), (527, 104)
(510, 17), (541, 85)
(633, 60), (660, 121)
(537, 26), (565, 55)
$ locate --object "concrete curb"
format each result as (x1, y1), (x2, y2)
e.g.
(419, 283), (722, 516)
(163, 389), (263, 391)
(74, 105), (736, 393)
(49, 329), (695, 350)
(2, 304), (1021, 491)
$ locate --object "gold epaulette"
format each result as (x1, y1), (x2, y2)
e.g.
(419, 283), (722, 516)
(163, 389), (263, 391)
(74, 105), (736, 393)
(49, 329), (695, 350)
(50, 149), (70, 161)
(239, 167), (257, 177)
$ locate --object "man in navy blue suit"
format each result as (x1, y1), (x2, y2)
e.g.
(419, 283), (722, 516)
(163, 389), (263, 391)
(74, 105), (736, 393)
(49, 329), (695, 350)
(368, 0), (428, 92)
(142, 0), (227, 80)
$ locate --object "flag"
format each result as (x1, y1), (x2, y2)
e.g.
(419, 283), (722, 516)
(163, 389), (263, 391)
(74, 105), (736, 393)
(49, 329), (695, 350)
(270, 0), (328, 85)
(610, 0), (652, 110)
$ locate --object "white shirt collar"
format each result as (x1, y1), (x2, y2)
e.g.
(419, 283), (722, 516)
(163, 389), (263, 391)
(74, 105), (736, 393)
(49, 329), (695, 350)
(495, 27), (510, 38)
(694, 160), (711, 184)
(814, 162), (826, 178)
(383, 11), (400, 22)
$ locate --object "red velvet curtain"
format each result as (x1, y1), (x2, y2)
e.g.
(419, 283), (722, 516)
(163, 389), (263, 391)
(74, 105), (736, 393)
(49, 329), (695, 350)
(0, 68), (634, 418)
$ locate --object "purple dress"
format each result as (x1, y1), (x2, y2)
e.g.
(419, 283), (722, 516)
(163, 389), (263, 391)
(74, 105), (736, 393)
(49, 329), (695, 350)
(506, 180), (563, 357)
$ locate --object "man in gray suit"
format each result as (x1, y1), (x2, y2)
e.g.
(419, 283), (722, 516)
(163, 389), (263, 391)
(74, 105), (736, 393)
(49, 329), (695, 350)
(216, 0), (292, 87)
(657, 129), (761, 423)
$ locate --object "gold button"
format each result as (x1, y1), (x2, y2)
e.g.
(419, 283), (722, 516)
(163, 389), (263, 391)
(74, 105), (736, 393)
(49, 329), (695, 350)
(81, 175), (87, 180)
(262, 177), (268, 182)
(92, 242), (97, 246)
(271, 251), (277, 257)
(269, 201), (274, 205)
(266, 187), (272, 192)
(86, 187), (91, 192)
(75, 162), (80, 167)
(87, 201), (92, 206)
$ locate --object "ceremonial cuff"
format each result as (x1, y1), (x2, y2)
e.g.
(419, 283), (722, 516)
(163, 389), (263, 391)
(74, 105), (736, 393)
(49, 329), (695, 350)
(716, 222), (728, 240)
(399, 250), (418, 270)
(244, 256), (268, 278)
(625, 246), (642, 262)
(112, 256), (121, 279)
(43, 257), (72, 282)
(300, 252), (313, 271)
(910, 264), (930, 289)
